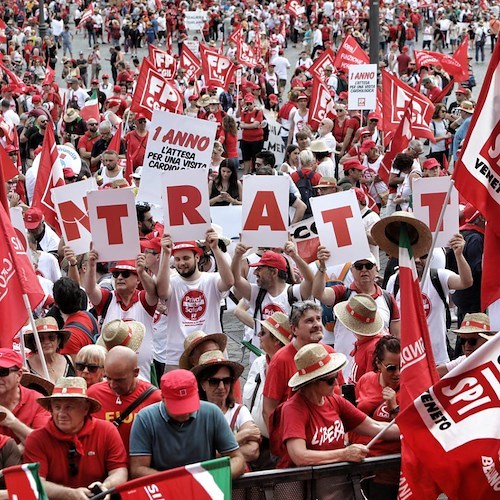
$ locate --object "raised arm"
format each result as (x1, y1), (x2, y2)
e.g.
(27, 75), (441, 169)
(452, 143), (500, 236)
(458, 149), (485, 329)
(312, 246), (336, 305)
(231, 242), (253, 300)
(136, 253), (158, 306)
(82, 248), (103, 306)
(447, 233), (473, 290)
(284, 240), (313, 299)
(205, 228), (234, 292)
(156, 234), (173, 300)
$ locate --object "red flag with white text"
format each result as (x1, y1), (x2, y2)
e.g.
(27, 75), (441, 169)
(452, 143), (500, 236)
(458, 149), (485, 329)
(0, 19), (6, 44)
(308, 78), (336, 131)
(236, 41), (259, 69)
(334, 34), (369, 72)
(131, 58), (183, 120)
(308, 47), (337, 82)
(179, 43), (202, 82)
(199, 45), (237, 91)
(31, 126), (65, 235)
(148, 44), (177, 80)
(397, 334), (500, 500)
(284, 0), (306, 17)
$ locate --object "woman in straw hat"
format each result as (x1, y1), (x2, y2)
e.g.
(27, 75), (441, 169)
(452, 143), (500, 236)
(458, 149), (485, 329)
(24, 377), (127, 497)
(278, 343), (400, 499)
(193, 351), (261, 464)
(25, 318), (76, 383)
(437, 313), (496, 377)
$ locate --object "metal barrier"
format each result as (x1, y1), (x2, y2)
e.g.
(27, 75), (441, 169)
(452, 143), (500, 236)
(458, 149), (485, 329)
(232, 454), (401, 500)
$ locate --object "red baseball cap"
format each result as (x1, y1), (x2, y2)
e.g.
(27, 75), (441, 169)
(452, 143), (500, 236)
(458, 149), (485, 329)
(24, 207), (43, 230)
(343, 159), (364, 171)
(422, 158), (440, 169)
(367, 111), (381, 121)
(140, 236), (162, 253)
(0, 348), (23, 369)
(338, 91), (348, 100)
(358, 127), (372, 137)
(455, 86), (469, 94)
(244, 93), (255, 103)
(31, 95), (42, 104)
(113, 85), (122, 93)
(63, 167), (77, 179)
(102, 74), (110, 79)
(172, 241), (203, 256)
(249, 251), (287, 273)
(360, 139), (377, 153)
(109, 260), (137, 272)
(161, 369), (200, 415)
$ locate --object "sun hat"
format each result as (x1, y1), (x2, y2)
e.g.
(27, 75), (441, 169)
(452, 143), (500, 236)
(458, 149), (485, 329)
(24, 317), (71, 352)
(161, 370), (200, 415)
(197, 224), (231, 248)
(248, 251), (287, 273)
(37, 377), (101, 413)
(178, 331), (228, 370)
(333, 294), (384, 336)
(96, 319), (145, 352)
(458, 100), (474, 113)
(191, 350), (244, 380)
(0, 348), (23, 369)
(315, 177), (338, 191)
(208, 96), (220, 105)
(288, 344), (347, 390)
(256, 311), (292, 345)
(172, 241), (204, 256)
(354, 253), (378, 265)
(310, 139), (332, 153)
(449, 313), (496, 341)
(21, 373), (54, 396)
(371, 211), (432, 259)
(63, 108), (80, 123)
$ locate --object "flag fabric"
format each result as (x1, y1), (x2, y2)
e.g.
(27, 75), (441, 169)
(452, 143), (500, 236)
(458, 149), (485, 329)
(31, 126), (65, 235)
(396, 223), (441, 499)
(114, 457), (231, 499)
(228, 26), (243, 46)
(284, 0), (306, 16)
(334, 34), (369, 72)
(454, 35), (471, 82)
(107, 121), (123, 155)
(199, 45), (237, 91)
(0, 203), (45, 347)
(77, 3), (94, 29)
(0, 142), (20, 182)
(253, 30), (262, 62)
(0, 144), (10, 213)
(148, 44), (177, 80)
(0, 62), (27, 93)
(397, 334), (500, 500)
(432, 76), (455, 104)
(179, 42), (202, 82)
(79, 89), (100, 122)
(308, 47), (337, 81)
(308, 78), (335, 130)
(3, 463), (48, 500)
(41, 66), (55, 86)
(0, 19), (6, 44)
(236, 40), (259, 68)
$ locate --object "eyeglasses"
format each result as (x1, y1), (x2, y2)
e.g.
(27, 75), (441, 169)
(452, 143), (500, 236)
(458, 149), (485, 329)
(75, 362), (104, 373)
(321, 374), (338, 385)
(458, 337), (479, 346)
(112, 270), (135, 278)
(207, 377), (233, 387)
(40, 333), (58, 342)
(68, 445), (79, 477)
(353, 262), (376, 271)
(0, 367), (19, 377)
(380, 361), (400, 373)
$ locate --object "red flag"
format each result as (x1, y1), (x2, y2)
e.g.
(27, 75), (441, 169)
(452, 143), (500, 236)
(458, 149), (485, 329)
(148, 44), (177, 80)
(432, 76), (455, 104)
(77, 3), (94, 29)
(308, 47), (337, 81)
(397, 334), (500, 500)
(228, 26), (243, 46)
(41, 66), (55, 86)
(107, 122), (122, 154)
(381, 69), (435, 141)
(0, 142), (20, 182)
(0, 63), (27, 93)
(3, 463), (48, 499)
(334, 34), (369, 72)
(0, 145), (10, 213)
(31, 126), (65, 235)
(130, 58), (183, 120)
(0, 19), (6, 44)
(179, 43), (202, 82)
(0, 203), (45, 347)
(199, 45), (237, 91)
(236, 41), (259, 68)
(253, 30), (262, 62)
(453, 35), (470, 82)
(308, 78), (336, 130)
(284, 0), (306, 17)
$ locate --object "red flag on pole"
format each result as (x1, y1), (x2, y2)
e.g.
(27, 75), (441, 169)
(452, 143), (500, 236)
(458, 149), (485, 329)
(179, 42), (202, 82)
(148, 44), (177, 80)
(334, 34), (369, 72)
(199, 45), (237, 90)
(308, 47), (337, 81)
(307, 78), (336, 131)
(107, 121), (123, 154)
(31, 126), (65, 235)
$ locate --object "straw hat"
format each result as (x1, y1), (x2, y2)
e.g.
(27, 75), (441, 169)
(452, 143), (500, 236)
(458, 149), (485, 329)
(21, 373), (55, 396)
(333, 294), (384, 336)
(371, 212), (432, 259)
(256, 311), (292, 345)
(178, 331), (228, 370)
(96, 319), (145, 352)
(191, 350), (244, 380)
(288, 344), (347, 390)
(197, 94), (211, 107)
(63, 108), (80, 123)
(310, 139), (332, 153)
(458, 100), (474, 114)
(24, 317), (71, 352)
(450, 313), (496, 341)
(37, 377), (101, 413)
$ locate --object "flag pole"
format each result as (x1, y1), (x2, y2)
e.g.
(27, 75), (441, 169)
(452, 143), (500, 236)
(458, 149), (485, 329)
(420, 179), (455, 288)
(366, 418), (396, 449)
(22, 294), (50, 381)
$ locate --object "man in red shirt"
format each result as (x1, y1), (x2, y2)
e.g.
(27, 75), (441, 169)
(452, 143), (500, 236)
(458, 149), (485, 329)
(422, 77), (441, 103)
(397, 46), (411, 76)
(124, 113), (149, 173)
(88, 346), (161, 454)
(238, 93), (264, 174)
(78, 118), (100, 171)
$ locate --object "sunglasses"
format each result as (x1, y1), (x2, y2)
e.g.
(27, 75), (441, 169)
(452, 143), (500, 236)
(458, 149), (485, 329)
(40, 333), (58, 342)
(458, 337), (479, 346)
(112, 270), (135, 279)
(0, 367), (19, 377)
(380, 361), (400, 373)
(75, 362), (104, 373)
(353, 262), (376, 271)
(137, 119), (147, 123)
(321, 374), (338, 386)
(68, 445), (79, 477)
(207, 377), (233, 388)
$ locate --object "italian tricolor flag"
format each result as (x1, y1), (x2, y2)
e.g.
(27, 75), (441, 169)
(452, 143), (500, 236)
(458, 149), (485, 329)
(115, 457), (231, 499)
(3, 463), (48, 499)
(80, 90), (100, 122)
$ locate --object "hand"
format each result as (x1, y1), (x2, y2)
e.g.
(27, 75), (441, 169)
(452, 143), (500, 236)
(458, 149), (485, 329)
(87, 248), (98, 267)
(65, 487), (91, 499)
(382, 387), (398, 411)
(233, 242), (251, 258)
(343, 444), (369, 462)
(317, 245), (330, 263)
(449, 233), (465, 256)
(237, 423), (261, 444)
(161, 234), (172, 256)
(64, 246), (77, 266)
(0, 405), (17, 428)
(7, 192), (20, 207)
(283, 240), (298, 258)
(136, 253), (146, 273)
(205, 228), (219, 251)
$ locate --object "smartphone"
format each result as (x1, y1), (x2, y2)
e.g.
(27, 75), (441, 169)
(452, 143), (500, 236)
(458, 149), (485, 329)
(342, 383), (357, 406)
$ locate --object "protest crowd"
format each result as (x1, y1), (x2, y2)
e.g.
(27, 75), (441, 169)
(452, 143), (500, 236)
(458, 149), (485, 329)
(0, 0), (498, 498)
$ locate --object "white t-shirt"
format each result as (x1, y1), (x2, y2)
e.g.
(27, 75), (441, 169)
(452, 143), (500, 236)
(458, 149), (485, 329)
(242, 355), (268, 437)
(36, 251), (62, 283)
(224, 403), (254, 432)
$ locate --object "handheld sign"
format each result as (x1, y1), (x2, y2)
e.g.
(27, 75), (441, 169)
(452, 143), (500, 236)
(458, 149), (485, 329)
(10, 207), (29, 252)
(241, 175), (289, 247)
(52, 178), (96, 255)
(138, 111), (217, 205)
(348, 64), (377, 111)
(413, 177), (459, 247)
(163, 169), (211, 241)
(87, 188), (140, 262)
(311, 190), (370, 266)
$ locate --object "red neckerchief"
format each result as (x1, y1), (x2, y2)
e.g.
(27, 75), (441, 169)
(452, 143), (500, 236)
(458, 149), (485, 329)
(47, 416), (95, 456)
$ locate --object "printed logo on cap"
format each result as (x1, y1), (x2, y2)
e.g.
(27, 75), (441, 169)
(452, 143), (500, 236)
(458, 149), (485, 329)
(181, 290), (207, 321)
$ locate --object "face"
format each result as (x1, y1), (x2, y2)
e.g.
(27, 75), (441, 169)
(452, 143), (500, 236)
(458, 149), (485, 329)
(136, 118), (147, 129)
(112, 269), (139, 292)
(312, 372), (339, 396)
(351, 260), (377, 286)
(297, 136), (310, 150)
(37, 117), (48, 129)
(201, 366), (232, 407)
(408, 145), (423, 159)
(105, 362), (139, 396)
(258, 326), (278, 354)
(316, 186), (338, 196)
(377, 350), (401, 388)
(0, 366), (21, 396)
(39, 331), (60, 354)
(51, 398), (89, 434)
(289, 148), (300, 164)
(87, 120), (98, 132)
(424, 166), (440, 178)
(350, 168), (362, 181)
(459, 334), (487, 357)
(253, 265), (275, 289)
(219, 166), (232, 179)
(174, 250), (199, 278)
(140, 211), (155, 236)
(102, 153), (118, 170)
(75, 358), (104, 387)
(292, 308), (323, 344)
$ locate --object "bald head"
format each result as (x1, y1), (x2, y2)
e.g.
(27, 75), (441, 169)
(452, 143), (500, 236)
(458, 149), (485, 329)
(105, 346), (139, 396)
(106, 345), (138, 370)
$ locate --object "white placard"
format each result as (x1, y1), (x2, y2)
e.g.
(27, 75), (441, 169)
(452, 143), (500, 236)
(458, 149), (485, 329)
(348, 64), (378, 111)
(412, 177), (459, 247)
(52, 178), (97, 255)
(241, 175), (289, 247)
(87, 189), (140, 262)
(163, 169), (211, 242)
(185, 10), (208, 31)
(263, 118), (285, 166)
(310, 190), (371, 266)
(138, 111), (217, 205)
(210, 205), (243, 241)
(184, 39), (200, 57)
(10, 207), (29, 252)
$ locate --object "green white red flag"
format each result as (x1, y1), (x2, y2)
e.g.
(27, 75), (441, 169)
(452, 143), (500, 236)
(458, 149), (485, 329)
(114, 457), (231, 499)
(80, 90), (100, 122)
(3, 463), (48, 499)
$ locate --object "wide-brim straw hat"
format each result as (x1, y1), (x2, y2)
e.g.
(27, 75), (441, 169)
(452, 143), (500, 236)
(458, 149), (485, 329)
(21, 373), (55, 396)
(371, 212), (432, 259)
(37, 376), (101, 413)
(450, 313), (496, 340)
(191, 350), (244, 380)
(179, 331), (228, 370)
(97, 319), (145, 352)
(24, 317), (71, 352)
(310, 139), (332, 153)
(289, 344), (347, 390)
(256, 311), (292, 345)
(63, 108), (80, 123)
(334, 293), (384, 336)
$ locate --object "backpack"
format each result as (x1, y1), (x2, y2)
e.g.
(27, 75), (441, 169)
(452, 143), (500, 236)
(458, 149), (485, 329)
(296, 170), (315, 218)
(320, 262), (351, 332)
(252, 284), (297, 324)
(65, 311), (101, 344)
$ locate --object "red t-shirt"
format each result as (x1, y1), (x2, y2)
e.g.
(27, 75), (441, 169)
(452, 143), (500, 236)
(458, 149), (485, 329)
(88, 379), (162, 454)
(220, 130), (238, 159)
(59, 311), (97, 356)
(24, 417), (127, 488)
(124, 130), (149, 170)
(348, 334), (383, 385)
(77, 131), (100, 153)
(278, 100), (297, 121)
(427, 86), (442, 103)
(0, 386), (50, 443)
(279, 392), (366, 468)
(241, 108), (264, 142)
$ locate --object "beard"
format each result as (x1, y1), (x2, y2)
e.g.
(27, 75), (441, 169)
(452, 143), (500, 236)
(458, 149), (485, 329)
(178, 264), (197, 278)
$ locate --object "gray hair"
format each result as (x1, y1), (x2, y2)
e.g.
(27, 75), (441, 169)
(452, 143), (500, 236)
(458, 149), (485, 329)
(289, 301), (322, 328)
(99, 121), (112, 134)
(408, 139), (423, 151)
(299, 149), (315, 168)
